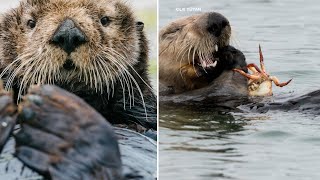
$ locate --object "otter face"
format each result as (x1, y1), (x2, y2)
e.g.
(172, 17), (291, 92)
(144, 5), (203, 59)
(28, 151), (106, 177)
(0, 0), (145, 99)
(160, 12), (231, 71)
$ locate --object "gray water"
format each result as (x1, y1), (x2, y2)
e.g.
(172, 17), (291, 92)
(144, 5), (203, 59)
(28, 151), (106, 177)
(159, 0), (320, 179)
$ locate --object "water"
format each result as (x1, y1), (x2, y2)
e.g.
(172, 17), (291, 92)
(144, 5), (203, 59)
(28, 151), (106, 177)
(159, 0), (320, 179)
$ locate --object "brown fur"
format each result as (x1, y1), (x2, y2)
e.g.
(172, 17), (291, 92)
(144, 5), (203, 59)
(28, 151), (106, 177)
(0, 0), (156, 129)
(159, 12), (231, 93)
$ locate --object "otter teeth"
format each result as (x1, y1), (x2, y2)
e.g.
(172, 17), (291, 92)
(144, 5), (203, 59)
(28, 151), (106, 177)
(208, 61), (218, 68)
(200, 60), (218, 68)
(215, 45), (219, 52)
(201, 60), (207, 68)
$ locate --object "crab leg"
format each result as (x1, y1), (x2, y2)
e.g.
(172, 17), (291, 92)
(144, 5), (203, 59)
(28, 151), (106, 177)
(259, 44), (266, 73)
(269, 76), (292, 87)
(233, 69), (260, 80)
(247, 63), (261, 73)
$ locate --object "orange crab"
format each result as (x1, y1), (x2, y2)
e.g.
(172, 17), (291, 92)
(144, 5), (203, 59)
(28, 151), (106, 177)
(233, 45), (292, 96)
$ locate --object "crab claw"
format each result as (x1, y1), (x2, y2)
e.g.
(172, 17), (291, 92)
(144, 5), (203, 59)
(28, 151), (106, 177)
(259, 44), (266, 73)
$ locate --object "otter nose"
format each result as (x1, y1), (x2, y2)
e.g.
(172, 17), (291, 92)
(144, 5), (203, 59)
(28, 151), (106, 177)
(207, 13), (229, 37)
(51, 19), (87, 54)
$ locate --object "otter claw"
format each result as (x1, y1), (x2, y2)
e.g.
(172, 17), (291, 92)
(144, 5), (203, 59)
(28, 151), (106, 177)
(233, 45), (292, 96)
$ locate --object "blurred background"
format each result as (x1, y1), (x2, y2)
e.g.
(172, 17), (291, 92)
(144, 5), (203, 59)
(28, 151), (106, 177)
(159, 0), (320, 180)
(0, 0), (19, 12)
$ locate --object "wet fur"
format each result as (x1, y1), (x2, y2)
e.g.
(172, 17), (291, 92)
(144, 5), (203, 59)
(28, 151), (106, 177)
(160, 46), (249, 109)
(159, 13), (249, 108)
(159, 12), (232, 93)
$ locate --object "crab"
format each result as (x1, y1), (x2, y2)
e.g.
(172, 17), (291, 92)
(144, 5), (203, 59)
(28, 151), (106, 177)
(233, 45), (292, 96)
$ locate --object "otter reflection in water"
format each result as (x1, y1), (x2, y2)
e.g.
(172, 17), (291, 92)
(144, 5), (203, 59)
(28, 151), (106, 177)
(0, 0), (156, 179)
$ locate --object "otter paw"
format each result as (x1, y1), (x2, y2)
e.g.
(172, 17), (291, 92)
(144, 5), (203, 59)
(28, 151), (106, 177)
(0, 85), (17, 153)
(14, 85), (123, 179)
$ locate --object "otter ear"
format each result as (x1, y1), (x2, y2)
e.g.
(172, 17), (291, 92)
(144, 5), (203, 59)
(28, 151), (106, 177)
(136, 21), (144, 31)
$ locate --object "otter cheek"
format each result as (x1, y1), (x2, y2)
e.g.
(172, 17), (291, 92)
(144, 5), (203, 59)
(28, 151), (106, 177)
(185, 31), (199, 39)
(104, 27), (118, 40)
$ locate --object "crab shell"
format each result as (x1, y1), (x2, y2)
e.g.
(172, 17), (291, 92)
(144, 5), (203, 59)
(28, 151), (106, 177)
(248, 78), (273, 96)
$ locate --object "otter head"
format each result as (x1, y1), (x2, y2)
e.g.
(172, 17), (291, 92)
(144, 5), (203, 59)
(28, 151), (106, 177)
(0, 0), (147, 100)
(160, 12), (231, 72)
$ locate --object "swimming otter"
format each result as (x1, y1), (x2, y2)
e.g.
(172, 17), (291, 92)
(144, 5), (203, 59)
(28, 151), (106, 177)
(159, 13), (319, 116)
(0, 0), (156, 179)
(0, 0), (156, 129)
(159, 13), (248, 106)
(159, 12), (246, 94)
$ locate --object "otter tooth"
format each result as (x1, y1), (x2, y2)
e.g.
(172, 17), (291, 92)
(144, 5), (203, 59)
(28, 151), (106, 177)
(215, 45), (218, 52)
(201, 60), (207, 68)
(212, 61), (217, 67)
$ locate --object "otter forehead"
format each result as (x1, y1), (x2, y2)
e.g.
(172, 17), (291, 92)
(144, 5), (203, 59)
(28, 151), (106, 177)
(24, 0), (118, 14)
(20, 0), (133, 25)
(160, 12), (230, 40)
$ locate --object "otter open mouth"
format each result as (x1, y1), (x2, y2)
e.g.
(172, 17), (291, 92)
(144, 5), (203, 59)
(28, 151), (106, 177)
(195, 45), (219, 69)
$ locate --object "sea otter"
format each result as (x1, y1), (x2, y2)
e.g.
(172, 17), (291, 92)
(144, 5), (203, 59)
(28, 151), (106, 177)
(0, 0), (156, 129)
(159, 12), (249, 108)
(0, 0), (156, 179)
(159, 12), (247, 94)
(159, 12), (319, 115)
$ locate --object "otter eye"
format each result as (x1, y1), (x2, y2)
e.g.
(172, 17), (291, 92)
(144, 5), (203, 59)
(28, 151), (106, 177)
(101, 16), (111, 26)
(27, 20), (36, 29)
